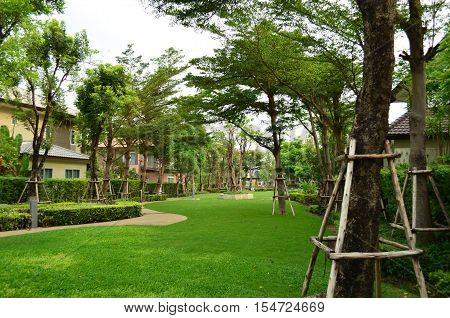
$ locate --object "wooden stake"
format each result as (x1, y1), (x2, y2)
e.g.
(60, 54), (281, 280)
(326, 138), (356, 298)
(384, 141), (428, 298)
(412, 167), (418, 245)
(391, 173), (409, 237)
(375, 241), (382, 298)
(428, 175), (449, 225)
(301, 160), (346, 297)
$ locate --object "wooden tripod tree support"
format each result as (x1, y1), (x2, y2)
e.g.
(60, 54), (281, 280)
(390, 168), (449, 235)
(17, 176), (52, 204)
(82, 179), (105, 202)
(102, 178), (116, 199)
(301, 138), (428, 298)
(272, 173), (295, 216)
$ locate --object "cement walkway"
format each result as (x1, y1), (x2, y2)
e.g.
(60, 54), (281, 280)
(0, 209), (187, 238)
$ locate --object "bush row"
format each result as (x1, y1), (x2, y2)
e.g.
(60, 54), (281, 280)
(0, 177), (180, 204)
(0, 201), (142, 231)
(290, 192), (320, 206)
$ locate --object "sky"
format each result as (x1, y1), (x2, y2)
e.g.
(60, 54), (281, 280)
(54, 0), (407, 139)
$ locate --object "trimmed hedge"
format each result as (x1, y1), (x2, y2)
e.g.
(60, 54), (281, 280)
(0, 201), (142, 231)
(145, 194), (168, 202)
(290, 192), (320, 206)
(0, 177), (181, 203)
(380, 165), (450, 223)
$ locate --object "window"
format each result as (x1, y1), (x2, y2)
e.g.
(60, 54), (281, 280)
(70, 129), (76, 145)
(65, 169), (80, 179)
(168, 177), (175, 184)
(130, 152), (137, 165)
(40, 168), (53, 179)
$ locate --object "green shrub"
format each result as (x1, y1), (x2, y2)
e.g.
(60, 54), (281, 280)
(298, 180), (319, 195)
(45, 179), (88, 203)
(144, 194), (168, 202)
(381, 238), (450, 284)
(0, 211), (31, 231)
(290, 192), (320, 206)
(380, 165), (449, 223)
(0, 177), (27, 204)
(38, 201), (142, 227)
(0, 201), (142, 231)
(429, 270), (450, 297)
(0, 177), (181, 203)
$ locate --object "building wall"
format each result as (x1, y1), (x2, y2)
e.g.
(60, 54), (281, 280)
(36, 158), (88, 179)
(390, 138), (449, 164)
(0, 102), (78, 151)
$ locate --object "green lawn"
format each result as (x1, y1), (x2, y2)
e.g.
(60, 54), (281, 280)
(0, 192), (414, 297)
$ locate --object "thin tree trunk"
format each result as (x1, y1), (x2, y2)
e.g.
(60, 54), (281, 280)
(122, 150), (131, 198)
(333, 0), (396, 297)
(102, 129), (114, 194)
(140, 152), (148, 202)
(268, 92), (286, 215)
(403, 0), (433, 243)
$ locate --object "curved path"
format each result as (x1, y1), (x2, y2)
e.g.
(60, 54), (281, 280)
(0, 208), (187, 238)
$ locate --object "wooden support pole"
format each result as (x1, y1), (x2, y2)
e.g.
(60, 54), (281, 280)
(310, 236), (333, 256)
(336, 153), (401, 161)
(379, 237), (410, 250)
(428, 175), (449, 225)
(326, 138), (356, 298)
(412, 167), (418, 245)
(272, 178), (277, 215)
(384, 141), (428, 298)
(391, 173), (409, 237)
(301, 161), (346, 297)
(408, 169), (432, 174)
(375, 241), (382, 298)
(329, 249), (422, 260)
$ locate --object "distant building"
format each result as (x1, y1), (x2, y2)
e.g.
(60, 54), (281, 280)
(0, 95), (88, 179)
(387, 112), (449, 164)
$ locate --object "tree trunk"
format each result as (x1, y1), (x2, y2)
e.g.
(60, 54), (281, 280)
(404, 0), (433, 243)
(102, 130), (114, 195)
(334, 0), (396, 297)
(308, 109), (325, 181)
(154, 160), (165, 194)
(268, 92), (286, 215)
(122, 150), (131, 198)
(140, 152), (148, 202)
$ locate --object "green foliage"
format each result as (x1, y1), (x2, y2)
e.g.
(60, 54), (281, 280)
(429, 270), (450, 297)
(380, 165), (450, 223)
(381, 238), (450, 294)
(145, 194), (168, 202)
(0, 176), (179, 203)
(0, 201), (142, 230)
(282, 139), (321, 184)
(0, 207), (30, 231)
(0, 126), (28, 176)
(44, 179), (89, 203)
(290, 192), (319, 206)
(0, 176), (27, 203)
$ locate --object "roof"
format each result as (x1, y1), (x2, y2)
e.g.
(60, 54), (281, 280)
(0, 88), (77, 116)
(20, 142), (89, 161)
(388, 112), (449, 139)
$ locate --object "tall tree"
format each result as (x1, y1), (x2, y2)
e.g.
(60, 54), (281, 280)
(15, 19), (90, 196)
(332, 0), (397, 297)
(397, 0), (445, 243)
(76, 64), (128, 194)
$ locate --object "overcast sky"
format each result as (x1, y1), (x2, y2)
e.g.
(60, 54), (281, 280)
(54, 0), (406, 138)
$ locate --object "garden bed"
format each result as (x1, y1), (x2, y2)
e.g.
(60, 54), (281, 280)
(0, 201), (142, 231)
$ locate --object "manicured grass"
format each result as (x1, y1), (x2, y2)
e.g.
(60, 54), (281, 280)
(0, 192), (414, 297)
